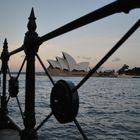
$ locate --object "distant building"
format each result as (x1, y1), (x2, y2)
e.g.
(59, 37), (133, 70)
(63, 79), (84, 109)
(47, 52), (89, 73)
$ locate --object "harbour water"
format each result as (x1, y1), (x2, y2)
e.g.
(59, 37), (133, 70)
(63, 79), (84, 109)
(7, 75), (140, 140)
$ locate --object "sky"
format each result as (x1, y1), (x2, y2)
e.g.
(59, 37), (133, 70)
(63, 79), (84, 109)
(0, 0), (140, 72)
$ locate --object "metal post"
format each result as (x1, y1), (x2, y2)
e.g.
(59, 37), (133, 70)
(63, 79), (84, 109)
(1, 39), (9, 112)
(21, 8), (39, 140)
(0, 38), (9, 128)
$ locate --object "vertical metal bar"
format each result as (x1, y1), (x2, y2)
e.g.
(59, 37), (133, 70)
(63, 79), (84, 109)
(24, 54), (36, 130)
(2, 66), (7, 112)
(1, 39), (9, 113)
(21, 8), (39, 140)
(0, 38), (9, 129)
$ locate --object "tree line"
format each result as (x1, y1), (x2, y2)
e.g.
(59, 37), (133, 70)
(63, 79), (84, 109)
(118, 64), (140, 75)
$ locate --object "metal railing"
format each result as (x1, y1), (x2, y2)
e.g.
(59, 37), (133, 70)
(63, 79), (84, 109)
(0, 0), (140, 139)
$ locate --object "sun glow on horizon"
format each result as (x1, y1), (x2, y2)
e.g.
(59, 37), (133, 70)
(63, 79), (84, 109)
(0, 1), (139, 72)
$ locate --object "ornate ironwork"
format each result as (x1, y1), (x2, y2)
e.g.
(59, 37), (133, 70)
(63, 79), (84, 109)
(0, 0), (140, 139)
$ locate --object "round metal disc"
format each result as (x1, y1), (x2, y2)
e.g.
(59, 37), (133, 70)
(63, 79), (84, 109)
(50, 80), (79, 123)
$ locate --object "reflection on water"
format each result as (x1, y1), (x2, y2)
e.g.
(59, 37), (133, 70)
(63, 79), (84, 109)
(8, 75), (140, 140)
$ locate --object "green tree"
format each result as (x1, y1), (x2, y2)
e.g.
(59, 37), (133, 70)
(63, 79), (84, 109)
(118, 64), (129, 74)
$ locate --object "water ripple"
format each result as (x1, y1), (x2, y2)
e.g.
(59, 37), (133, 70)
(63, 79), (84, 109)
(6, 76), (140, 139)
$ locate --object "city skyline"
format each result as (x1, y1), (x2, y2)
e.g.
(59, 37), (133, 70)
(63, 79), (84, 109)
(0, 0), (140, 72)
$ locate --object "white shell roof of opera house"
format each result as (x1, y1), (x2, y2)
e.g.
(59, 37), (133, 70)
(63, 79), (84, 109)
(47, 52), (89, 72)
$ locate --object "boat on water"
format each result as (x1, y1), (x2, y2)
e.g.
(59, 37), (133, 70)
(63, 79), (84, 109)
(0, 1), (140, 139)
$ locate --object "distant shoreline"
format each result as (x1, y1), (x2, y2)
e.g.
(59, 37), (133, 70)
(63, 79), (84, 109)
(9, 72), (140, 78)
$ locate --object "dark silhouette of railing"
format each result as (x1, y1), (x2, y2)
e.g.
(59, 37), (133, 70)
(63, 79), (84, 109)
(0, 0), (140, 139)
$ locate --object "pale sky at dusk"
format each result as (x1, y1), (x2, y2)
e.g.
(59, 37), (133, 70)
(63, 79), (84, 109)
(0, 0), (140, 72)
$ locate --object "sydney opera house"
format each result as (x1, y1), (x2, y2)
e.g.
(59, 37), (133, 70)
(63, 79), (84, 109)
(47, 52), (89, 76)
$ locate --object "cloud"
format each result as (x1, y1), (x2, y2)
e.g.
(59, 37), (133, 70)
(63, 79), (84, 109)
(82, 56), (92, 60)
(112, 57), (121, 62)
(77, 56), (92, 60)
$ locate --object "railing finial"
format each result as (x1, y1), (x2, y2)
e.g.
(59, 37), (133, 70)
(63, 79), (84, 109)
(27, 8), (37, 32)
(3, 38), (8, 50)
